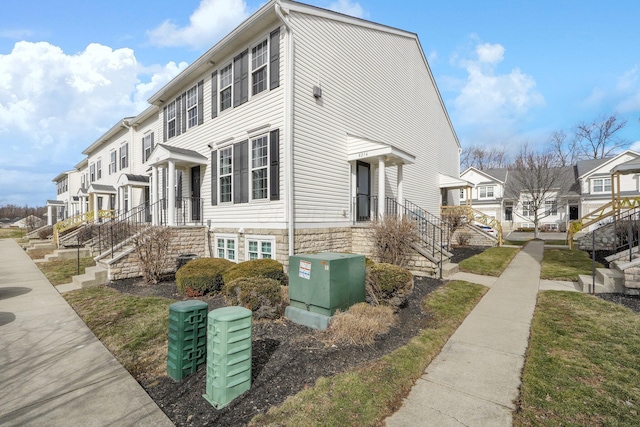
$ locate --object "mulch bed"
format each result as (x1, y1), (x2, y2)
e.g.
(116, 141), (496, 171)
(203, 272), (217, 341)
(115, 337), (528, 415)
(108, 275), (443, 426)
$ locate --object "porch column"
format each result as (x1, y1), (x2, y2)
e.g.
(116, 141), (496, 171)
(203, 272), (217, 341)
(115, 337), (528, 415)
(93, 193), (99, 220)
(127, 185), (133, 212)
(378, 157), (386, 218)
(168, 160), (176, 226)
(151, 166), (159, 226)
(47, 205), (53, 226)
(397, 164), (404, 217)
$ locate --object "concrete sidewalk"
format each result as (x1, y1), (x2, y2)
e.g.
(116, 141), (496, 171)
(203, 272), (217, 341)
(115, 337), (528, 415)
(0, 239), (173, 427)
(386, 240), (545, 427)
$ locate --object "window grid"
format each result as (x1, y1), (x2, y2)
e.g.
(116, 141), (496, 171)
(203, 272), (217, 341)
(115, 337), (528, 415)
(120, 144), (128, 169)
(220, 64), (232, 111)
(96, 160), (102, 180)
(219, 147), (232, 203)
(522, 201), (534, 217)
(167, 102), (176, 138)
(545, 200), (558, 216)
(251, 136), (268, 200)
(593, 178), (611, 193)
(248, 239), (273, 260)
(109, 151), (117, 174)
(186, 86), (198, 128)
(216, 237), (236, 262)
(90, 164), (95, 182)
(479, 186), (494, 198)
(251, 40), (268, 95)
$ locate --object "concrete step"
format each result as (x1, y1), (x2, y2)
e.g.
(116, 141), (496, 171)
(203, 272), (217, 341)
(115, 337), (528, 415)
(577, 274), (613, 294)
(44, 248), (90, 261)
(71, 265), (107, 288)
(595, 268), (625, 293)
(441, 262), (459, 278)
(56, 282), (82, 293)
(27, 241), (56, 252)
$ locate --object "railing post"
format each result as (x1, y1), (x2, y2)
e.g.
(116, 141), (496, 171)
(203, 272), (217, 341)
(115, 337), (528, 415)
(629, 217), (633, 262)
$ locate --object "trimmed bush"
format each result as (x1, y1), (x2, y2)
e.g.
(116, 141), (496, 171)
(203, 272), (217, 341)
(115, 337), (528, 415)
(176, 257), (234, 295)
(327, 303), (396, 346)
(222, 277), (284, 319)
(222, 258), (288, 286)
(366, 262), (414, 310)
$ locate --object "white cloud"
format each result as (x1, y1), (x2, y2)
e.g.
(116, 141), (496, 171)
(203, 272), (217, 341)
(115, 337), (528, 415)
(147, 0), (251, 49)
(328, 0), (365, 18)
(629, 140), (640, 152)
(615, 66), (640, 113)
(452, 41), (544, 128)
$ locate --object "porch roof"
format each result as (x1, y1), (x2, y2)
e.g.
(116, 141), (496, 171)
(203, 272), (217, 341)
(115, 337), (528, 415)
(346, 135), (415, 165)
(46, 200), (66, 206)
(117, 174), (150, 187)
(612, 157), (640, 175)
(439, 173), (472, 189)
(88, 184), (117, 194)
(146, 144), (208, 168)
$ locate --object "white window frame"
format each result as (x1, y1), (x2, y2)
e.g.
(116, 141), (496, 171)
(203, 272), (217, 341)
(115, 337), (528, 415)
(215, 234), (238, 262)
(219, 63), (233, 112)
(250, 134), (269, 200)
(167, 101), (176, 139)
(478, 185), (494, 199)
(592, 177), (611, 193)
(142, 134), (153, 162)
(251, 39), (268, 96)
(522, 200), (534, 217)
(96, 159), (102, 180)
(186, 86), (198, 128)
(219, 147), (233, 203)
(245, 235), (276, 260)
(119, 143), (128, 170)
(545, 199), (558, 216)
(109, 150), (117, 174)
(459, 189), (465, 200)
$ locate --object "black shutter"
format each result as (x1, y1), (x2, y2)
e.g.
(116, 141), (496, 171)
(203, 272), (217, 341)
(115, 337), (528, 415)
(150, 132), (154, 152)
(176, 170), (183, 201)
(181, 93), (187, 133)
(175, 96), (182, 136)
(163, 106), (167, 142)
(211, 150), (217, 206)
(233, 140), (249, 204)
(270, 28), (280, 90)
(211, 71), (218, 119)
(197, 80), (204, 125)
(233, 50), (249, 107)
(141, 137), (145, 162)
(269, 129), (280, 200)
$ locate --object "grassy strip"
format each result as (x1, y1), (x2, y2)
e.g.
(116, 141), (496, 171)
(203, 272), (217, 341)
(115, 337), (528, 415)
(503, 240), (528, 246)
(63, 286), (173, 379)
(515, 291), (640, 426)
(249, 281), (487, 427)
(0, 228), (26, 239)
(27, 248), (54, 260)
(459, 246), (520, 276)
(37, 257), (96, 285)
(541, 248), (602, 281)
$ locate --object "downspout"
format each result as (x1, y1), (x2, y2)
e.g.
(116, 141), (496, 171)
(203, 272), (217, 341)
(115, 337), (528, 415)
(275, 1), (295, 257)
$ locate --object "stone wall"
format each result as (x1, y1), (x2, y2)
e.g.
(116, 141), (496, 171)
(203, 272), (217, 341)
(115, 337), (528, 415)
(577, 222), (616, 251)
(106, 226), (206, 281)
(451, 225), (497, 247)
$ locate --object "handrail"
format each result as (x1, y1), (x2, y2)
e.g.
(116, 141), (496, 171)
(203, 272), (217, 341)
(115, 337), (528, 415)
(440, 205), (503, 246)
(53, 210), (115, 244)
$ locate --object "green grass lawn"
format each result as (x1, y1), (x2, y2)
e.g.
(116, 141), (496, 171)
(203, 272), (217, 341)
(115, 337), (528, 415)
(458, 246), (520, 276)
(250, 281), (487, 426)
(63, 286), (173, 379)
(37, 257), (96, 285)
(541, 248), (602, 281)
(0, 228), (25, 239)
(515, 291), (640, 426)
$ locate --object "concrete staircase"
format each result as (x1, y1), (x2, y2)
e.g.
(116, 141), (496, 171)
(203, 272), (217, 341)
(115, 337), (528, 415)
(577, 249), (640, 295)
(577, 268), (625, 294)
(57, 265), (108, 294)
(34, 247), (91, 263)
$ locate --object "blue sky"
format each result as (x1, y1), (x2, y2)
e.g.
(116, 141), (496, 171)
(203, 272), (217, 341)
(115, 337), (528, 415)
(1, 0), (639, 206)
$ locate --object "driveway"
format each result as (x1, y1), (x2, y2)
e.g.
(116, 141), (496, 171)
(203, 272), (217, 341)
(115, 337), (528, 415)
(505, 231), (568, 242)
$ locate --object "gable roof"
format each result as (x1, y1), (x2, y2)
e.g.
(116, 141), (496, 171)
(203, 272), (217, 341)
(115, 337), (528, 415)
(503, 165), (578, 199)
(576, 150), (640, 178)
(460, 167), (506, 185)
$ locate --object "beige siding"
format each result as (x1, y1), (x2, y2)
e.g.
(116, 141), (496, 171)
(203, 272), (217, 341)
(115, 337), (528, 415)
(290, 13), (458, 222)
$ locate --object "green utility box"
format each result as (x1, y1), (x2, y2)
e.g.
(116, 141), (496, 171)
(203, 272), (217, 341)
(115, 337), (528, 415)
(203, 306), (252, 409)
(167, 300), (208, 381)
(288, 253), (366, 317)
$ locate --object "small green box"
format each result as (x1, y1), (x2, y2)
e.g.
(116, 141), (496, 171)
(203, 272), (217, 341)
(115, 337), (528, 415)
(203, 306), (252, 409)
(288, 253), (366, 316)
(167, 300), (208, 381)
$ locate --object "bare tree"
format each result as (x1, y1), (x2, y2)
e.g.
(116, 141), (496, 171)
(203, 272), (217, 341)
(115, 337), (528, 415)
(132, 226), (174, 285)
(507, 144), (575, 237)
(547, 130), (578, 166)
(574, 113), (628, 159)
(461, 145), (510, 171)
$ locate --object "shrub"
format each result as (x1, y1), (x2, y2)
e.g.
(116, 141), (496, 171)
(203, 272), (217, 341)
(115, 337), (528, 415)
(176, 257), (234, 295)
(223, 258), (288, 286)
(366, 263), (414, 310)
(132, 226), (174, 285)
(370, 216), (418, 268)
(327, 303), (396, 346)
(222, 277), (284, 319)
(365, 257), (376, 268)
(456, 231), (471, 246)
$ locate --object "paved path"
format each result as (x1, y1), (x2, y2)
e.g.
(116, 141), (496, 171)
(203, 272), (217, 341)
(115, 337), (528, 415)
(0, 239), (173, 427)
(386, 240), (545, 426)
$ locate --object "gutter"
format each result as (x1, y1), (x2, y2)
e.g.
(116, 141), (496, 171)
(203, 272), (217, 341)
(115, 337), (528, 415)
(275, 1), (295, 257)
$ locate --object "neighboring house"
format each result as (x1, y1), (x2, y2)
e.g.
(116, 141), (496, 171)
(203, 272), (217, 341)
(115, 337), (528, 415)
(48, 0), (462, 277)
(48, 168), (82, 224)
(461, 149), (640, 232)
(12, 215), (45, 229)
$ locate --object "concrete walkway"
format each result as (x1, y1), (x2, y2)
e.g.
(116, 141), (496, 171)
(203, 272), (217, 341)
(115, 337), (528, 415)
(386, 240), (545, 427)
(0, 239), (173, 427)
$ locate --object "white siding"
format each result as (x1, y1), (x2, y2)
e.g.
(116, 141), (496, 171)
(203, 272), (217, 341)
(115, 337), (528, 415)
(290, 13), (458, 223)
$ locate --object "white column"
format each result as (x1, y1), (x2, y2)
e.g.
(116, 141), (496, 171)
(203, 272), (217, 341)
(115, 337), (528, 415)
(93, 193), (99, 220)
(127, 185), (133, 212)
(151, 166), (159, 226)
(378, 157), (386, 218)
(47, 205), (53, 226)
(397, 164), (404, 217)
(168, 160), (176, 226)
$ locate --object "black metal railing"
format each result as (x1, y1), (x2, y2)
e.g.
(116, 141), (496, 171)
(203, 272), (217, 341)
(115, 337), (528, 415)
(175, 197), (204, 225)
(353, 195), (378, 223)
(611, 206), (640, 262)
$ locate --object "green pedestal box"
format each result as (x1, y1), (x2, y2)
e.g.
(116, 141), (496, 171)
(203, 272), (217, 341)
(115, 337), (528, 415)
(288, 253), (366, 317)
(167, 300), (208, 381)
(203, 306), (252, 409)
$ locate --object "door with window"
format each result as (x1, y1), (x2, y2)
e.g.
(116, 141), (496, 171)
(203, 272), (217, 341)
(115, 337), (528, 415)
(191, 166), (201, 221)
(356, 161), (371, 221)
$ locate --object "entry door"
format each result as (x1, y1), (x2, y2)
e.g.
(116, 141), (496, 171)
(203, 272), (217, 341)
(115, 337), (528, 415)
(356, 161), (371, 221)
(569, 205), (579, 220)
(191, 166), (201, 221)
